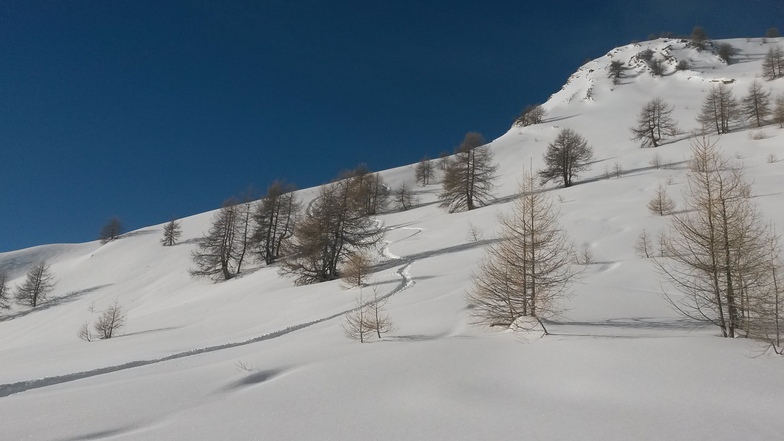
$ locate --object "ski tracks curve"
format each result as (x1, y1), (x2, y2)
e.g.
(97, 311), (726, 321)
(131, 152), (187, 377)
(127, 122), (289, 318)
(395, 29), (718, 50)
(0, 226), (426, 398)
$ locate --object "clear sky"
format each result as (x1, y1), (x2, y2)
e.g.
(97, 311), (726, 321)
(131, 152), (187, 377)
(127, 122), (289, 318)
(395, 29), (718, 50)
(1, 0), (780, 252)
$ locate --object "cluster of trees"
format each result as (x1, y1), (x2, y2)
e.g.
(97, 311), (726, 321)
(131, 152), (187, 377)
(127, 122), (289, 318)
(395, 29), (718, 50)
(279, 173), (383, 285)
(514, 104), (546, 127)
(189, 167), (392, 286)
(629, 76), (784, 148)
(653, 138), (783, 350)
(190, 181), (300, 282)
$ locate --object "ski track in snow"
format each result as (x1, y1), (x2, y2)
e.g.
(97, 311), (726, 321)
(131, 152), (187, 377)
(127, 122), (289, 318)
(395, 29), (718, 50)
(0, 226), (424, 398)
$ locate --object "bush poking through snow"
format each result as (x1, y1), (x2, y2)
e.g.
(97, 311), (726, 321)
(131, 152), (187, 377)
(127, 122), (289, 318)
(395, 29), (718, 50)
(94, 299), (126, 339)
(79, 299), (126, 341)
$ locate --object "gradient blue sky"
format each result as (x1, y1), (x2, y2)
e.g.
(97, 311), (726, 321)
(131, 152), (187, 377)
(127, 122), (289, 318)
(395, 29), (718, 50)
(1, 0), (780, 251)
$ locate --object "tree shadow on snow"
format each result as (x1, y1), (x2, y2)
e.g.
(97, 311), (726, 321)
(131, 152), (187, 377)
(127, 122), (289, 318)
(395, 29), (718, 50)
(0, 284), (112, 322)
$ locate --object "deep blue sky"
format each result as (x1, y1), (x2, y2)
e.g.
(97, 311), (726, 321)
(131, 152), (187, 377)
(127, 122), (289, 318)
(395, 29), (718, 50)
(1, 1), (780, 251)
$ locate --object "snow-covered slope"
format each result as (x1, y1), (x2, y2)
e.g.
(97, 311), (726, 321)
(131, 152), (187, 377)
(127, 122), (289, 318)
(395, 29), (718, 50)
(2, 37), (784, 441)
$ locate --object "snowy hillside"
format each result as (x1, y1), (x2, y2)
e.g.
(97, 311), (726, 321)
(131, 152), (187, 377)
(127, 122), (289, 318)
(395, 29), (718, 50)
(2, 37), (784, 440)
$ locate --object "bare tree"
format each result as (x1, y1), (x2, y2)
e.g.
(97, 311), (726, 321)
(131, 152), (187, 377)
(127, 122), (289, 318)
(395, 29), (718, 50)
(774, 94), (784, 128)
(608, 60), (624, 84)
(439, 132), (498, 212)
(393, 183), (418, 211)
(690, 26), (708, 50)
(741, 80), (772, 128)
(160, 218), (182, 246)
(367, 286), (393, 339)
(94, 298), (126, 339)
(99, 217), (123, 244)
(281, 178), (383, 285)
(252, 181), (301, 265)
(762, 46), (783, 80)
(341, 166), (390, 216)
(414, 156), (435, 186)
(716, 43), (738, 64)
(342, 291), (373, 343)
(696, 84), (739, 134)
(647, 183), (676, 216)
(539, 128), (594, 188)
(766, 28), (780, 38)
(14, 262), (56, 308)
(514, 104), (547, 127)
(190, 199), (249, 281)
(630, 98), (678, 148)
(438, 151), (449, 171)
(340, 250), (374, 289)
(0, 271), (10, 311)
(655, 137), (770, 338)
(741, 227), (784, 352)
(467, 172), (576, 333)
(635, 229), (654, 258)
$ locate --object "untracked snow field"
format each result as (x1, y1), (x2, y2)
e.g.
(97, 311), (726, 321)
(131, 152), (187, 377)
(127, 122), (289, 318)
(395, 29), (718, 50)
(2, 37), (784, 440)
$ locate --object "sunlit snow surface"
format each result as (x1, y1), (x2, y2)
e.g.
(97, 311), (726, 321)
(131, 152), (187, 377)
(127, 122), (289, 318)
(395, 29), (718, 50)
(2, 38), (784, 440)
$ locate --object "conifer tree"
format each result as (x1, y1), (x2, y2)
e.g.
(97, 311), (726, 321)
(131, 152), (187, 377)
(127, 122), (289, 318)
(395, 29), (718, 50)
(741, 80), (771, 128)
(161, 219), (182, 246)
(439, 132), (498, 212)
(414, 156), (435, 186)
(539, 128), (594, 188)
(190, 199), (252, 281)
(281, 178), (383, 285)
(647, 183), (676, 216)
(252, 181), (301, 265)
(656, 137), (771, 338)
(0, 271), (10, 311)
(696, 84), (739, 134)
(630, 98), (678, 148)
(467, 172), (576, 333)
(15, 262), (56, 308)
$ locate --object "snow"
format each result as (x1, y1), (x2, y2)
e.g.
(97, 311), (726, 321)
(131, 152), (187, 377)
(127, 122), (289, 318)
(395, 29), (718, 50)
(2, 37), (784, 440)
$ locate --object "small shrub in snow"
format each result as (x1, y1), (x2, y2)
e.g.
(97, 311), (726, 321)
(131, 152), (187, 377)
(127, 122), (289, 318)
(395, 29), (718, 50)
(635, 230), (653, 259)
(15, 262), (55, 308)
(94, 299), (126, 339)
(647, 184), (676, 216)
(575, 243), (594, 265)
